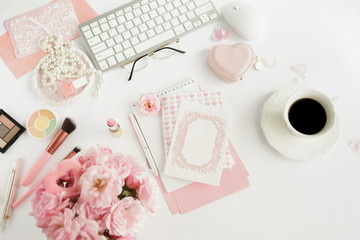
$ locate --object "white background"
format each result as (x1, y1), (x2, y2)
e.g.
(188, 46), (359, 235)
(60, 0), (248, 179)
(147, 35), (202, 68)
(1, 0), (360, 239)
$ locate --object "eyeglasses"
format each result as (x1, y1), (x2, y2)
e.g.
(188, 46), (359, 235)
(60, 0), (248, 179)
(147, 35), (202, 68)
(122, 39), (186, 81)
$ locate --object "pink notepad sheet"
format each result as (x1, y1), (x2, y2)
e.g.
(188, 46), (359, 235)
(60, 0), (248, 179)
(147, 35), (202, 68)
(161, 91), (235, 170)
(0, 0), (98, 78)
(157, 141), (250, 215)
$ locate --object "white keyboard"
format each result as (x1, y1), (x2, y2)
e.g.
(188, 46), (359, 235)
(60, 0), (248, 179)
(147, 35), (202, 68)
(78, 0), (219, 71)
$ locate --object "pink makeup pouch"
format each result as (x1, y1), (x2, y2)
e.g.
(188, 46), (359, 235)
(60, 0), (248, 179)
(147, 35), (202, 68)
(208, 42), (254, 83)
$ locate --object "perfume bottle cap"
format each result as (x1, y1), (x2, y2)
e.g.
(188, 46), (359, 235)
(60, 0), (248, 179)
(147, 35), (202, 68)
(107, 118), (116, 127)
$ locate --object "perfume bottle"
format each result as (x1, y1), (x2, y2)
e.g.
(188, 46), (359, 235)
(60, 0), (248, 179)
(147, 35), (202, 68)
(107, 118), (123, 137)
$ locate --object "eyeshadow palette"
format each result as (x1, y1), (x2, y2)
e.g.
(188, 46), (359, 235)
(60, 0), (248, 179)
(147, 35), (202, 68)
(0, 109), (25, 153)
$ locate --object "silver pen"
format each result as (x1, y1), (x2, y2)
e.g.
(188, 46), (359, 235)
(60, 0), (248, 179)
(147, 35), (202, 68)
(129, 113), (159, 176)
(0, 158), (22, 231)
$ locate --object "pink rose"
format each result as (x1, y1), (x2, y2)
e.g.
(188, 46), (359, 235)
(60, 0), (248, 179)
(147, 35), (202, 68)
(137, 93), (161, 116)
(79, 165), (123, 208)
(138, 178), (159, 214)
(102, 197), (145, 237)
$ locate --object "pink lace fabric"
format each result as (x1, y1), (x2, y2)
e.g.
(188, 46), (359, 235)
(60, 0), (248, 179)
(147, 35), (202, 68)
(4, 0), (79, 59)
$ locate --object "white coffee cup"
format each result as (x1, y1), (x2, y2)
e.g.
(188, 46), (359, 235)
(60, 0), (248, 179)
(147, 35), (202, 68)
(283, 89), (336, 138)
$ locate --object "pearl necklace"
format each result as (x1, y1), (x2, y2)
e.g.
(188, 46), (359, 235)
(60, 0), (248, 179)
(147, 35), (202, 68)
(39, 34), (104, 96)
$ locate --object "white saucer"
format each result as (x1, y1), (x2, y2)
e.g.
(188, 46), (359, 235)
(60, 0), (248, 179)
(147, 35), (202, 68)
(261, 85), (340, 160)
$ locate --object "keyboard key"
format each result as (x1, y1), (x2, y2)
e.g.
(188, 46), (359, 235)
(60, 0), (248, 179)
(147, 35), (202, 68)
(92, 26), (101, 35)
(84, 30), (93, 39)
(123, 31), (132, 39)
(90, 21), (99, 27)
(157, 0), (166, 5)
(149, 10), (158, 19)
(117, 24), (126, 33)
(163, 21), (171, 30)
(99, 60), (109, 70)
(147, 19), (156, 29)
(125, 21), (134, 30)
(184, 21), (193, 30)
(115, 52), (125, 62)
(109, 28), (118, 37)
(179, 14), (188, 23)
(117, 16), (126, 24)
(130, 36), (140, 45)
(186, 2), (195, 10)
(171, 18), (180, 27)
(146, 29), (156, 38)
(174, 25), (185, 35)
(141, 4), (150, 13)
(149, 1), (158, 9)
(107, 14), (115, 20)
(99, 18), (107, 24)
(157, 6), (166, 15)
(195, 3), (213, 15)
(210, 13), (218, 20)
(122, 40), (131, 49)
(200, 14), (210, 23)
(125, 12), (135, 20)
(155, 16), (164, 25)
(187, 10), (195, 19)
(133, 8), (143, 17)
(88, 36), (101, 46)
(131, 27), (140, 36)
(194, 0), (209, 7)
(124, 48), (136, 58)
(109, 19), (118, 28)
(173, 0), (182, 8)
(181, 0), (190, 3)
(107, 56), (117, 66)
(135, 29), (175, 54)
(114, 44), (123, 53)
(100, 23), (110, 31)
(155, 25), (164, 34)
(179, 6), (187, 14)
(139, 23), (148, 32)
(140, 0), (149, 4)
(106, 39), (115, 47)
(194, 20), (201, 27)
(163, 12), (172, 21)
(141, 13), (150, 22)
(132, 2), (141, 9)
(82, 25), (90, 32)
(133, 17), (142, 26)
(138, 32), (148, 41)
(171, 9), (180, 18)
(165, 3), (174, 11)
(114, 34), (124, 43)
(115, 10), (124, 16)
(91, 42), (106, 54)
(96, 48), (115, 61)
(124, 6), (132, 12)
(100, 32), (110, 41)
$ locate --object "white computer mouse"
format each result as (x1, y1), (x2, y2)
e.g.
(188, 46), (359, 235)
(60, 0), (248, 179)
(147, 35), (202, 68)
(222, 1), (264, 41)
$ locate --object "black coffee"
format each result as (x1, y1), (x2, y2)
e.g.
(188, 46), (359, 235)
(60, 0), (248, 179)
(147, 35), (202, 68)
(288, 98), (327, 135)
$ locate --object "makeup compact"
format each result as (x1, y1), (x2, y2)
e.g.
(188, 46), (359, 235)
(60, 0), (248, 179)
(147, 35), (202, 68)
(0, 109), (25, 153)
(26, 109), (59, 140)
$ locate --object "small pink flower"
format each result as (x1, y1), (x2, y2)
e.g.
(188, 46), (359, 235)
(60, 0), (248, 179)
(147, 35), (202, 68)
(138, 178), (159, 214)
(102, 197), (145, 237)
(80, 165), (123, 208)
(138, 93), (161, 116)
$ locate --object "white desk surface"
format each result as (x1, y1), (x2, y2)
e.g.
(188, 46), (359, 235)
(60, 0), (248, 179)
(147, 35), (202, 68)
(1, 0), (360, 239)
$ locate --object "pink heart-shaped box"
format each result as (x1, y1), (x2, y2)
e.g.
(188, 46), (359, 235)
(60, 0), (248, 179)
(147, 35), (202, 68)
(208, 43), (254, 83)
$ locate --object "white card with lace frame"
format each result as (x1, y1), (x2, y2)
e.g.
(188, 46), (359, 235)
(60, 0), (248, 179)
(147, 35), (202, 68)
(164, 101), (232, 186)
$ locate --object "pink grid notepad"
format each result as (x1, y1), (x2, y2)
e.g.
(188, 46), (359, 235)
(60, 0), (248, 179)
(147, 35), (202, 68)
(161, 91), (235, 170)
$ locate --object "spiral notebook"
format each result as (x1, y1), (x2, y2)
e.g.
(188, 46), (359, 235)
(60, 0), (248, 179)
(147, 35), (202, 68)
(130, 79), (250, 214)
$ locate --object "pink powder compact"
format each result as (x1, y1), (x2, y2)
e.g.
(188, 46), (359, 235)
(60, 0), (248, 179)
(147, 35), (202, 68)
(59, 77), (88, 98)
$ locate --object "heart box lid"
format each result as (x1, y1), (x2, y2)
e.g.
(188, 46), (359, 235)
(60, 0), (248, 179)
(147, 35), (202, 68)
(208, 42), (254, 83)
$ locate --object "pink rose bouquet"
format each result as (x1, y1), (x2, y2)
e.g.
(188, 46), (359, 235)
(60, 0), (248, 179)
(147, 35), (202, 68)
(137, 93), (161, 116)
(30, 146), (159, 240)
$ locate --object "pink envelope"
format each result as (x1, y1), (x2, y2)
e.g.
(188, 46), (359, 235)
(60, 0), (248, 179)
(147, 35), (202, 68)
(156, 141), (250, 214)
(0, 0), (98, 78)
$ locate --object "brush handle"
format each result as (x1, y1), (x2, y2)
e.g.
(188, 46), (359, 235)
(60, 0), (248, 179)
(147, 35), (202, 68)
(21, 152), (52, 186)
(12, 182), (40, 208)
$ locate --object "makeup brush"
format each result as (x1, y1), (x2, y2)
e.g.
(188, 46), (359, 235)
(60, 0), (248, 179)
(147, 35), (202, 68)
(21, 118), (76, 186)
(12, 147), (81, 208)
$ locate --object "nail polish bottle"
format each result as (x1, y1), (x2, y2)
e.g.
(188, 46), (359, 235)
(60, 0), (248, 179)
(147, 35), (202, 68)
(107, 118), (123, 137)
